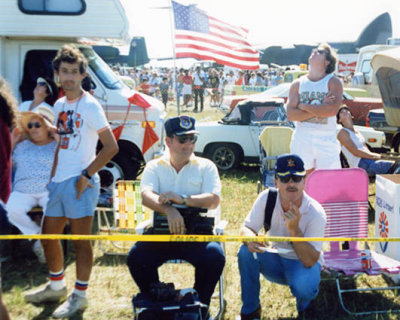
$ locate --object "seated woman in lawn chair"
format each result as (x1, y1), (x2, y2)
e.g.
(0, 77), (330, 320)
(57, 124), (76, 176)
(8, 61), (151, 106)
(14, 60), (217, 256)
(337, 106), (400, 176)
(6, 106), (57, 263)
(127, 116), (225, 320)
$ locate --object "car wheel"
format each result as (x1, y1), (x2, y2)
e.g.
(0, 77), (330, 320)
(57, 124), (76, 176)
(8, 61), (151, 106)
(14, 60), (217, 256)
(98, 150), (144, 191)
(207, 143), (240, 170)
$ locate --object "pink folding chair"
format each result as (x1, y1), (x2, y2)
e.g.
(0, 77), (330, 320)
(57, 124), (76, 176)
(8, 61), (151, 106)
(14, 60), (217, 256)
(306, 168), (400, 316)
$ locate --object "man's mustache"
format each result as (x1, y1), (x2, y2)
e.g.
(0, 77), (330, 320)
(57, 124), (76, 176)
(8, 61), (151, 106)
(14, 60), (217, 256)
(286, 187), (298, 192)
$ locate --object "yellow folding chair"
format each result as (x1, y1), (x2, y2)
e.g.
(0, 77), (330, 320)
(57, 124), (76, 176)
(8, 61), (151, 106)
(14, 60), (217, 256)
(96, 180), (150, 255)
(258, 126), (293, 191)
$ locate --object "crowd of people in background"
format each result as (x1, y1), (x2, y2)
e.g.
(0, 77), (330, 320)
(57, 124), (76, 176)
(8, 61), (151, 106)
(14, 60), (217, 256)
(110, 62), (289, 111)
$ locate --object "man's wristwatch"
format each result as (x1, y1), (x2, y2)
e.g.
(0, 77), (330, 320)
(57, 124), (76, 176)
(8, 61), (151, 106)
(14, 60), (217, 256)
(181, 194), (188, 206)
(81, 169), (92, 180)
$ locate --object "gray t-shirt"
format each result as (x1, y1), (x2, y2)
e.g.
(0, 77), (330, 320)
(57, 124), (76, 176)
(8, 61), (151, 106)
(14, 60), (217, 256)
(12, 139), (57, 194)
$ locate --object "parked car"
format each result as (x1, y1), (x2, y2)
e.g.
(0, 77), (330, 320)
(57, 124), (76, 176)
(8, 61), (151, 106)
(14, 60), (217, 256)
(220, 83), (383, 125)
(195, 97), (385, 170)
(195, 98), (293, 170)
(367, 109), (400, 151)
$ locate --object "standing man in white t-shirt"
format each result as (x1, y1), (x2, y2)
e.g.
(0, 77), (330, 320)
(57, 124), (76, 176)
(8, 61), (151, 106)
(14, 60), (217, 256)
(192, 66), (205, 112)
(287, 43), (343, 177)
(25, 44), (119, 318)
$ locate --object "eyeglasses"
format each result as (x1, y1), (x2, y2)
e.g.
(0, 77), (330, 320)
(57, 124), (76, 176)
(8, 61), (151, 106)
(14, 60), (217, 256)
(28, 121), (41, 129)
(276, 175), (304, 183)
(315, 49), (327, 55)
(175, 134), (198, 144)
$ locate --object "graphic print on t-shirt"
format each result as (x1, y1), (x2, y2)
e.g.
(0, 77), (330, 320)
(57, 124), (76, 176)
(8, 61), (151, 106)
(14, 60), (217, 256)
(57, 110), (83, 150)
(299, 91), (328, 125)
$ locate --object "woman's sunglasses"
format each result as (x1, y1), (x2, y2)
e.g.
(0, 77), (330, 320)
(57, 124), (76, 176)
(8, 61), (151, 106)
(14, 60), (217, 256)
(276, 175), (304, 184)
(28, 121), (41, 129)
(37, 81), (47, 87)
(175, 134), (198, 144)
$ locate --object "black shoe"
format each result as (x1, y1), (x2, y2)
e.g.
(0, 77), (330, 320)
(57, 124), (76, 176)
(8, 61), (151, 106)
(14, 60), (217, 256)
(193, 108), (198, 113)
(240, 305), (261, 320)
(296, 299), (318, 320)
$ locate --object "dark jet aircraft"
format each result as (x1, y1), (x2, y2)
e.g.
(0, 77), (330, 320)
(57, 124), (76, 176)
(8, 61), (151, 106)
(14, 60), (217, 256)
(259, 12), (392, 66)
(93, 36), (150, 67)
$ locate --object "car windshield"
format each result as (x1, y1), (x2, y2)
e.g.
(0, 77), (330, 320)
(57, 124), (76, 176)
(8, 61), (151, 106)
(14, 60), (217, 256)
(261, 83), (291, 97)
(223, 101), (289, 124)
(79, 46), (124, 90)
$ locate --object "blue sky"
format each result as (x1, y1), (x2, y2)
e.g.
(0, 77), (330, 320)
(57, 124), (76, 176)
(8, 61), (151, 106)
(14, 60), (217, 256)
(121, 0), (400, 60)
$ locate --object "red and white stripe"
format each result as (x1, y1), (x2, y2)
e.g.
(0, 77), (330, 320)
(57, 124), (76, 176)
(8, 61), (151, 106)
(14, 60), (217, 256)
(175, 16), (259, 70)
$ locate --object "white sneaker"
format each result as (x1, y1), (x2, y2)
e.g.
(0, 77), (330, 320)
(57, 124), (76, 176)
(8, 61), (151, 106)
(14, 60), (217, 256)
(52, 293), (88, 318)
(25, 283), (67, 304)
(33, 240), (46, 264)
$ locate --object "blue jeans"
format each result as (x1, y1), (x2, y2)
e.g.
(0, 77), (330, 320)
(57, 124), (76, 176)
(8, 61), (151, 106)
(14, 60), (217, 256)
(358, 158), (393, 176)
(127, 241), (225, 305)
(238, 244), (321, 314)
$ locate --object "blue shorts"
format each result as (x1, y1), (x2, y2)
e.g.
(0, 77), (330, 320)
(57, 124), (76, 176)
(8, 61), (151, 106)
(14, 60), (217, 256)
(45, 175), (100, 219)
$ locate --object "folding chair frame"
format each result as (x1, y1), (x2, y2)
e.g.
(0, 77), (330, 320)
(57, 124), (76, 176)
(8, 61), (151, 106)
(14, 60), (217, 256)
(306, 168), (400, 316)
(96, 180), (148, 256)
(334, 274), (400, 316)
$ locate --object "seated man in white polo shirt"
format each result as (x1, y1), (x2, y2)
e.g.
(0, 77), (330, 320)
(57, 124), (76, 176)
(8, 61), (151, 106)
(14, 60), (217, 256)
(127, 115), (225, 318)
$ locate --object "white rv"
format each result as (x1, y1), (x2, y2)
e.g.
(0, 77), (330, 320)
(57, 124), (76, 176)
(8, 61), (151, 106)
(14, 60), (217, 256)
(0, 0), (166, 189)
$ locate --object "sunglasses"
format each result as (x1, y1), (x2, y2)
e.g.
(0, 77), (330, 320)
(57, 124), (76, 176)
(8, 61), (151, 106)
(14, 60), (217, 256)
(37, 81), (47, 87)
(175, 134), (198, 144)
(315, 49), (327, 55)
(28, 121), (41, 129)
(276, 175), (304, 183)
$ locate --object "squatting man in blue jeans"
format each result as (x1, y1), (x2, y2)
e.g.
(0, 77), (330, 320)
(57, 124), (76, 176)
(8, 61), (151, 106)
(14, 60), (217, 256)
(238, 154), (326, 319)
(127, 115), (225, 319)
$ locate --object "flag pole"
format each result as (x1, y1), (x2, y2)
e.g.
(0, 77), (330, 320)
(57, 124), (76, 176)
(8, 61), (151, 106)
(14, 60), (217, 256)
(168, 0), (180, 115)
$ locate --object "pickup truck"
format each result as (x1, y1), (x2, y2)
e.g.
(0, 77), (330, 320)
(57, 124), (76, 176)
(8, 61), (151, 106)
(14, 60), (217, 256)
(367, 109), (400, 152)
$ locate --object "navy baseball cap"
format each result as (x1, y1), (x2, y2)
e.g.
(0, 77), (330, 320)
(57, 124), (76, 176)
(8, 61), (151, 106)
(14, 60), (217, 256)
(164, 116), (199, 136)
(275, 154), (306, 177)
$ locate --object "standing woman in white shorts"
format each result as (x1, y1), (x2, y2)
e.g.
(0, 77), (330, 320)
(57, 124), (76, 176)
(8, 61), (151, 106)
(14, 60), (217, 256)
(286, 43), (343, 177)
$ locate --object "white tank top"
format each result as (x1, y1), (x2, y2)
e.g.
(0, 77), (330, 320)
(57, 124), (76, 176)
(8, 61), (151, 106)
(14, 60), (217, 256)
(295, 73), (336, 134)
(340, 128), (366, 167)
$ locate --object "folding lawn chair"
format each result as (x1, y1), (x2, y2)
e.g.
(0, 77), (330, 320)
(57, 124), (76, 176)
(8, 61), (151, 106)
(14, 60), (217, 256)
(305, 168), (400, 316)
(135, 205), (228, 320)
(96, 180), (150, 255)
(258, 126), (293, 192)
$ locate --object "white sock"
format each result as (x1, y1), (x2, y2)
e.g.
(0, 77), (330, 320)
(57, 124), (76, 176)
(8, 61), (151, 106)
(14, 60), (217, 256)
(49, 269), (66, 291)
(73, 280), (88, 297)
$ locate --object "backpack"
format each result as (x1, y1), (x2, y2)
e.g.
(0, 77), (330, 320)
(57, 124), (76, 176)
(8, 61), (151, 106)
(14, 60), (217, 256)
(263, 188), (277, 232)
(132, 285), (206, 320)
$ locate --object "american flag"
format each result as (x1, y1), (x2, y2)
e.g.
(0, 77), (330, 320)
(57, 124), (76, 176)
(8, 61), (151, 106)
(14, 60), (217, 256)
(172, 1), (259, 70)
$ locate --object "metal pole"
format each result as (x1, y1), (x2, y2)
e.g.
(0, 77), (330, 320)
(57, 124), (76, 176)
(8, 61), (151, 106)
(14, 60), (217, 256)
(168, 0), (180, 115)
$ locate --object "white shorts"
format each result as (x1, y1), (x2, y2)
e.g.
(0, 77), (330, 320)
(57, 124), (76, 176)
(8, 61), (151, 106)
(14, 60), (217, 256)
(182, 84), (192, 95)
(290, 130), (341, 170)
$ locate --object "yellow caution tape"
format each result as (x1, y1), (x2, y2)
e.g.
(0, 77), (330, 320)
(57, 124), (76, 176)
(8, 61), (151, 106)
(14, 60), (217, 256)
(0, 234), (397, 242)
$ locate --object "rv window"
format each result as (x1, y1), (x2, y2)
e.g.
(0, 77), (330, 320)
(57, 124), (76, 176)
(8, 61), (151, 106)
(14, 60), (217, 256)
(19, 0), (86, 15)
(361, 60), (371, 74)
(79, 47), (123, 90)
(376, 67), (400, 110)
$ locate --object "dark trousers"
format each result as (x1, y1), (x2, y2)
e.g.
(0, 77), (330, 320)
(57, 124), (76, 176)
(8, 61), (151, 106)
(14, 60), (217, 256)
(193, 88), (204, 111)
(127, 241), (225, 305)
(162, 92), (168, 106)
(0, 204), (11, 257)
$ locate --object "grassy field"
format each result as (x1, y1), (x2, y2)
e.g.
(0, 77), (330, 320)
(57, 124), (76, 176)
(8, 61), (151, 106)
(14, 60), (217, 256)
(3, 100), (400, 319)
